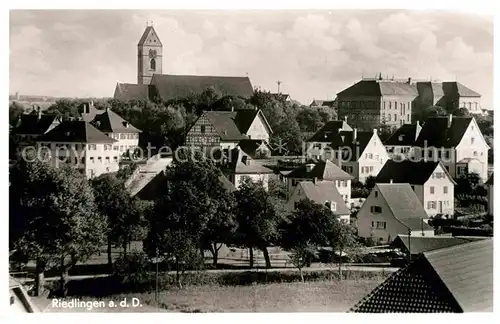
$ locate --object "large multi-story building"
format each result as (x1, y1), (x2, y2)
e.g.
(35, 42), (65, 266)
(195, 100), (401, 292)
(337, 76), (484, 130)
(36, 120), (120, 179)
(337, 77), (418, 130)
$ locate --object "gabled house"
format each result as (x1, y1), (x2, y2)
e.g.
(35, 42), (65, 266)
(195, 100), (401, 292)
(287, 180), (351, 223)
(350, 239), (493, 313)
(185, 109), (273, 151)
(356, 183), (434, 244)
(12, 109), (60, 148)
(305, 119), (353, 159)
(36, 120), (119, 179)
(328, 129), (390, 183)
(221, 147), (273, 190)
(383, 122), (422, 160)
(285, 160), (353, 204)
(486, 174), (493, 216)
(90, 107), (141, 158)
(413, 115), (489, 181)
(375, 160), (456, 217)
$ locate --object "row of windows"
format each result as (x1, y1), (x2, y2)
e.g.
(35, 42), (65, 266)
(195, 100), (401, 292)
(89, 156), (119, 163)
(429, 186), (448, 194)
(336, 180), (349, 188)
(371, 221), (386, 229)
(461, 102), (479, 110)
(384, 114), (410, 122)
(427, 200), (451, 209)
(108, 133), (139, 140)
(360, 166), (374, 174)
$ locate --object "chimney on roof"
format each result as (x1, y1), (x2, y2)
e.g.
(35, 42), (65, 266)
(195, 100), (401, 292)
(353, 128), (358, 142)
(390, 179), (393, 184)
(407, 77), (412, 84)
(312, 177), (317, 184)
(15, 92), (19, 100)
(373, 128), (378, 135)
(344, 116), (347, 123)
(231, 106), (234, 112)
(447, 114), (453, 128)
(37, 106), (42, 121)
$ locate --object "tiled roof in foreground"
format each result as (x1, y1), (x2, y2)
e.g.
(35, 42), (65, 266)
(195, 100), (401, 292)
(349, 239), (493, 313)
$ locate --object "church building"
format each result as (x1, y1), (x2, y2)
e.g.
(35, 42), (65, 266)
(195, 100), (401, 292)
(113, 25), (254, 102)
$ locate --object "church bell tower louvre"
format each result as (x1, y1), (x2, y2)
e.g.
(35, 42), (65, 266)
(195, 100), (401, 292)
(137, 24), (163, 85)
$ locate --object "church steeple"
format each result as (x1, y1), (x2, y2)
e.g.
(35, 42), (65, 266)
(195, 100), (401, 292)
(137, 24), (162, 85)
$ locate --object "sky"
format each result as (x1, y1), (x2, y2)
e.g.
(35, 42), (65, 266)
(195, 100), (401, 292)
(9, 10), (494, 108)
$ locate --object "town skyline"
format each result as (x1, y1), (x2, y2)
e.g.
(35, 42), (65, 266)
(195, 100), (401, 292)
(10, 10), (493, 108)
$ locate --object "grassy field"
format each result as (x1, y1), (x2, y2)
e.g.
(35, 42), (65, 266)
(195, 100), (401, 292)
(36, 279), (381, 313)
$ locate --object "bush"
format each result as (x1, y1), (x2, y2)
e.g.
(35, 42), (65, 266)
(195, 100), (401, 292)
(113, 251), (151, 285)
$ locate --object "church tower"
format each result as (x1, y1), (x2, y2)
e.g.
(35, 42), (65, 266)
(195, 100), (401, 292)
(137, 25), (163, 85)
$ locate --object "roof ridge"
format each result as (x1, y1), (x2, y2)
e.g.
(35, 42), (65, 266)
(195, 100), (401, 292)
(423, 238), (493, 257)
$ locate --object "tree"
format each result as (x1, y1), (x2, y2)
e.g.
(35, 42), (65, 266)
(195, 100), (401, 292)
(364, 176), (376, 190)
(91, 174), (145, 268)
(145, 159), (236, 268)
(422, 105), (447, 120)
(296, 108), (324, 132)
(289, 246), (317, 283)
(281, 199), (339, 280)
(271, 117), (303, 155)
(268, 178), (288, 200)
(45, 98), (82, 120)
(234, 178), (284, 268)
(330, 222), (360, 279)
(455, 171), (482, 196)
(453, 107), (471, 117)
(10, 160), (106, 296)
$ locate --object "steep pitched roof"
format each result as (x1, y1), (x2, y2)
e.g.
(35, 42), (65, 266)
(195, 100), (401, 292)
(138, 26), (162, 46)
(414, 116), (473, 148)
(203, 109), (270, 141)
(443, 81), (481, 98)
(204, 111), (247, 141)
(423, 239), (493, 312)
(13, 114), (59, 135)
(337, 80), (418, 97)
(329, 130), (375, 162)
(297, 181), (351, 215)
(151, 74), (254, 101)
(383, 123), (421, 146)
(350, 238), (493, 313)
(391, 235), (486, 255)
(37, 120), (117, 143)
(375, 183), (430, 229)
(286, 160), (353, 181)
(90, 109), (141, 133)
(307, 120), (353, 142)
(376, 160), (455, 185)
(114, 83), (151, 102)
(224, 148), (273, 175)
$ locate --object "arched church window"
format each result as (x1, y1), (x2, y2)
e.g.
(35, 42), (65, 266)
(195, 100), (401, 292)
(150, 59), (156, 70)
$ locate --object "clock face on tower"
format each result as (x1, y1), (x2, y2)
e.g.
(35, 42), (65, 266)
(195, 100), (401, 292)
(149, 49), (157, 59)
